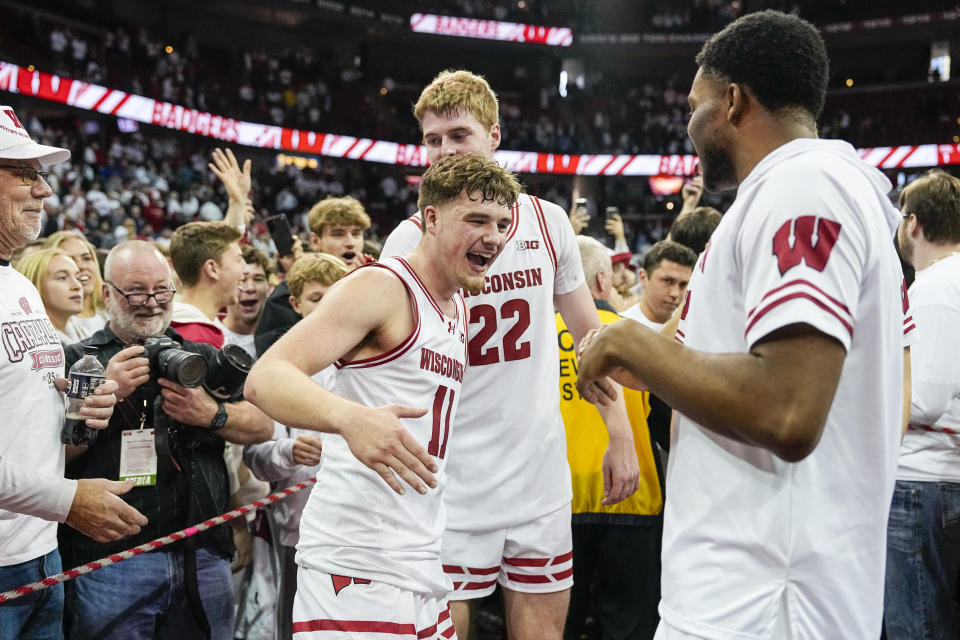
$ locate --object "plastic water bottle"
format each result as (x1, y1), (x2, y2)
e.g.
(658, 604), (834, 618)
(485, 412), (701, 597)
(61, 345), (106, 446)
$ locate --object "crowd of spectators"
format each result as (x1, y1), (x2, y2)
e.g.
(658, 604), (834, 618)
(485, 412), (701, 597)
(4, 3), (956, 161)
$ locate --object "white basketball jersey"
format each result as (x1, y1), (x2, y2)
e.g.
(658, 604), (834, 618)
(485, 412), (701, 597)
(663, 139), (912, 639)
(296, 257), (468, 595)
(381, 194), (586, 530)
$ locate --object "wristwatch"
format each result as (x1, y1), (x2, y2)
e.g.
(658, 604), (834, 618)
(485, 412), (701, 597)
(209, 402), (228, 432)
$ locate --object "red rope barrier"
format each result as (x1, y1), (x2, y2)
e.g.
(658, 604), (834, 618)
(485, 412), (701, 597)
(0, 477), (317, 603)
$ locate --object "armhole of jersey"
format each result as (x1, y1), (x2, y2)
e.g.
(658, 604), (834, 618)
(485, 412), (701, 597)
(530, 195), (558, 274)
(335, 262), (421, 369)
(407, 214), (423, 231)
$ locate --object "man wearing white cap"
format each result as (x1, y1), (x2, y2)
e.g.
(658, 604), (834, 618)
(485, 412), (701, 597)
(0, 106), (147, 639)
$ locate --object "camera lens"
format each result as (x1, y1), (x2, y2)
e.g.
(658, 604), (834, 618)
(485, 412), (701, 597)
(157, 349), (207, 387)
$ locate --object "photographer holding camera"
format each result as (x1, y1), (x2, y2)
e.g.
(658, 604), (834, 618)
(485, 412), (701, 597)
(60, 241), (272, 640)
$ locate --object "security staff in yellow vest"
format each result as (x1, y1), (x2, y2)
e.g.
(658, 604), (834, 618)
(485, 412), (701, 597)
(558, 235), (663, 640)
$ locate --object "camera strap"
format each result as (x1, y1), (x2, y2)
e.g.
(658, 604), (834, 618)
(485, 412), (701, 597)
(180, 445), (213, 639)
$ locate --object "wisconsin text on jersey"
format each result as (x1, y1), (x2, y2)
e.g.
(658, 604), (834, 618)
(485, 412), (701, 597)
(461, 267), (543, 298)
(419, 347), (465, 383)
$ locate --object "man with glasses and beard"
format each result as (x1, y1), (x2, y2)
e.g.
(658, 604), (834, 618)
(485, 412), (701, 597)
(61, 240), (271, 640)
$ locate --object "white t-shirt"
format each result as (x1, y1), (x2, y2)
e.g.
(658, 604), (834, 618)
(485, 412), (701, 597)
(0, 266), (77, 566)
(297, 257), (468, 595)
(381, 194), (586, 530)
(897, 253), (960, 482)
(663, 139), (912, 639)
(217, 321), (257, 360)
(621, 303), (665, 331)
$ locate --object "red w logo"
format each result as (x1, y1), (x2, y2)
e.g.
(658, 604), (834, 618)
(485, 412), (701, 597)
(771, 216), (842, 276)
(331, 574), (371, 595)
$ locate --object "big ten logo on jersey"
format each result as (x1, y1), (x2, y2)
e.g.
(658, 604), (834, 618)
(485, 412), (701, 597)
(557, 326), (582, 401)
(771, 216), (842, 276)
(516, 239), (539, 251)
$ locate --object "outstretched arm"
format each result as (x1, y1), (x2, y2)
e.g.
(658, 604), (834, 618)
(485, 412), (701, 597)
(577, 320), (845, 462)
(245, 268), (438, 495)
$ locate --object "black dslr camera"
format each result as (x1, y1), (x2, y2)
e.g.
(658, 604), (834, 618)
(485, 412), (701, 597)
(140, 335), (208, 393)
(136, 337), (254, 454)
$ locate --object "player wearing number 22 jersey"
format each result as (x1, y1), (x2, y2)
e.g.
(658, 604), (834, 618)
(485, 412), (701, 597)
(382, 193), (585, 588)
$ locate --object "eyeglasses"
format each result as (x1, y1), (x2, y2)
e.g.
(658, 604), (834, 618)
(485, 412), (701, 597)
(0, 165), (49, 185)
(106, 281), (176, 306)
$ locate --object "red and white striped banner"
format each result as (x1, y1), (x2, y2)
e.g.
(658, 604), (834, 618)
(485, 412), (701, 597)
(410, 13), (573, 46)
(2, 61), (957, 176)
(0, 477), (318, 604)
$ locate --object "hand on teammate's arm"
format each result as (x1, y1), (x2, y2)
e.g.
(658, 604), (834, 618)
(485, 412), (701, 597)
(577, 319), (847, 462)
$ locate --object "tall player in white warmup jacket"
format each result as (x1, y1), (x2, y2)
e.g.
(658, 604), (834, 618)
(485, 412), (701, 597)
(381, 70), (640, 640)
(246, 154), (521, 639)
(577, 12), (914, 640)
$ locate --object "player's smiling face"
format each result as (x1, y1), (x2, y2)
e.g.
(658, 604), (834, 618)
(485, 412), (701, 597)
(426, 190), (513, 294)
(420, 111), (501, 165)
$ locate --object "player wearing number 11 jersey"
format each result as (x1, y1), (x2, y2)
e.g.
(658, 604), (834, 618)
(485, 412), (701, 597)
(246, 154), (520, 638)
(381, 70), (640, 640)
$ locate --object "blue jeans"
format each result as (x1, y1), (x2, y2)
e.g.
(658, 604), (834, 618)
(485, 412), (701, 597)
(0, 549), (64, 640)
(884, 480), (960, 639)
(65, 546), (233, 640)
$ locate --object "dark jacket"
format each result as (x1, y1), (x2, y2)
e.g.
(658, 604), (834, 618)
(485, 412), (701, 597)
(60, 326), (233, 566)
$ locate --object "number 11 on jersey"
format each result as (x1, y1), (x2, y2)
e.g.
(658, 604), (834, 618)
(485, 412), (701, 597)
(429, 385), (455, 459)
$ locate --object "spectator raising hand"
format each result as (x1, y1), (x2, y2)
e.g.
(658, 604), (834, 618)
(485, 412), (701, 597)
(209, 147), (255, 227)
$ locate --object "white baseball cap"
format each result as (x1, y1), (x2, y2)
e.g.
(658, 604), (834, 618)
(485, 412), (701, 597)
(0, 106), (70, 166)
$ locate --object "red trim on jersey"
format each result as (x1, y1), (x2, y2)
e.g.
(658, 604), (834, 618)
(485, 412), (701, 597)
(459, 579), (497, 590)
(506, 572), (551, 584)
(416, 607), (452, 639)
(110, 93), (131, 114)
(457, 293), (469, 364)
(504, 557), (549, 567)
(745, 291), (854, 339)
(550, 551), (573, 565)
(530, 196), (558, 273)
(406, 214), (423, 230)
(552, 568), (574, 580)
(335, 262), (420, 369)
(904, 323), (917, 334)
(505, 201), (521, 243)
(747, 279), (851, 319)
(291, 619), (416, 634)
(397, 257), (449, 322)
(444, 564), (499, 576)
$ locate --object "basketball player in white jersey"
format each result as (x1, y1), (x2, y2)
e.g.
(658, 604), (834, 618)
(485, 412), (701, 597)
(245, 154), (521, 638)
(380, 70), (640, 640)
(576, 11), (914, 639)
